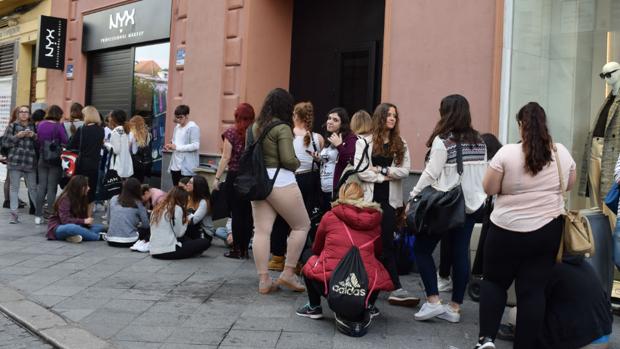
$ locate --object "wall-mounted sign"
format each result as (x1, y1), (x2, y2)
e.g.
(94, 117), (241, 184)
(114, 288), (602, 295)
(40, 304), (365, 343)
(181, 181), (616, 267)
(36, 16), (66, 70)
(66, 64), (74, 79)
(175, 47), (185, 67)
(82, 0), (171, 52)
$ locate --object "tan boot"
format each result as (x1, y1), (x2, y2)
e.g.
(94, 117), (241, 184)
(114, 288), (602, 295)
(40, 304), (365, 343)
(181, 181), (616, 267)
(268, 255), (285, 271)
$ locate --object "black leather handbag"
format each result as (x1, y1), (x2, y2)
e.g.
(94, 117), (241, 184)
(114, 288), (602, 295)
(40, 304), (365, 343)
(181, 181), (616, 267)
(406, 142), (466, 236)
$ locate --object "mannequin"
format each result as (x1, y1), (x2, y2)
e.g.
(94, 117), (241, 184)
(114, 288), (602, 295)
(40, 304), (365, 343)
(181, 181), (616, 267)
(579, 62), (620, 209)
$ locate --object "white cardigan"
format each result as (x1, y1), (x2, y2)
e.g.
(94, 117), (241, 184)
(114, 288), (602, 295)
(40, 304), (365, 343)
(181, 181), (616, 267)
(109, 126), (134, 178)
(354, 135), (411, 209)
(409, 136), (487, 213)
(149, 205), (188, 255)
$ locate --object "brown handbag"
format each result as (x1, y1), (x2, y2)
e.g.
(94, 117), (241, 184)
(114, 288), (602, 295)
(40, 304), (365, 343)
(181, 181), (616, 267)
(554, 149), (595, 262)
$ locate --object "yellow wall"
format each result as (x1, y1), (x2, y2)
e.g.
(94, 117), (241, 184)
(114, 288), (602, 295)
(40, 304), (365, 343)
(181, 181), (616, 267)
(0, 0), (51, 106)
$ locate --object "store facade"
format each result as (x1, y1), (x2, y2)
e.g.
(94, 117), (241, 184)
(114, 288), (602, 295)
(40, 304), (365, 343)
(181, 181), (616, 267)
(45, 0), (503, 188)
(499, 0), (619, 207)
(0, 0), (51, 133)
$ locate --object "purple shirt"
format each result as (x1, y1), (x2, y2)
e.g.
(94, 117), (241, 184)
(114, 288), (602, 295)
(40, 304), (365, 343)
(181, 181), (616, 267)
(333, 133), (358, 189)
(46, 196), (86, 240)
(36, 120), (68, 152)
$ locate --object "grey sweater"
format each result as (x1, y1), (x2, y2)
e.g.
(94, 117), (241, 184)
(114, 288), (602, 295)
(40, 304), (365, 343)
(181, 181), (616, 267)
(106, 196), (150, 243)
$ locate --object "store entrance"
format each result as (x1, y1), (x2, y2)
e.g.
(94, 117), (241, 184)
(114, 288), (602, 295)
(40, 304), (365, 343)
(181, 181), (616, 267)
(86, 42), (169, 184)
(289, 0), (384, 126)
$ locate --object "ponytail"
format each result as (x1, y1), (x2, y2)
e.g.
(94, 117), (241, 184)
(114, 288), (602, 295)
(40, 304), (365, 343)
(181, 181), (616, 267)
(517, 102), (553, 175)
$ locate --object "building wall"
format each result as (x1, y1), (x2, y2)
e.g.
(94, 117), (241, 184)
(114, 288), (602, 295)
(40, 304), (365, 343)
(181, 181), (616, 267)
(382, 0), (502, 170)
(0, 0), (51, 106)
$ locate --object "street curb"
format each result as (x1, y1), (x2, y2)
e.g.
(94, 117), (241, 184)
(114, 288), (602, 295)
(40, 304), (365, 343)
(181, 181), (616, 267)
(0, 285), (116, 349)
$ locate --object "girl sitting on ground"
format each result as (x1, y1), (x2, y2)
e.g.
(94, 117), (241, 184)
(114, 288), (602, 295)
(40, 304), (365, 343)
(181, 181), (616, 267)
(46, 175), (105, 243)
(105, 178), (150, 249)
(184, 175), (213, 240)
(149, 187), (211, 259)
(141, 184), (167, 211)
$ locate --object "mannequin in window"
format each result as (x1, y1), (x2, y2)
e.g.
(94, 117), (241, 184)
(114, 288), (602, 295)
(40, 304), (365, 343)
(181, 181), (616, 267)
(579, 61), (620, 209)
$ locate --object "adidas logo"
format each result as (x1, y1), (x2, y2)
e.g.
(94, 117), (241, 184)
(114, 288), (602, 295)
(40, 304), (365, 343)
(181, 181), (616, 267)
(332, 273), (366, 297)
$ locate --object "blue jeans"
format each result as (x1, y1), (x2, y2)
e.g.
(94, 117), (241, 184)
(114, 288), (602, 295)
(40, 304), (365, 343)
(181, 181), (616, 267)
(55, 223), (105, 241)
(414, 213), (477, 304)
(614, 216), (620, 269)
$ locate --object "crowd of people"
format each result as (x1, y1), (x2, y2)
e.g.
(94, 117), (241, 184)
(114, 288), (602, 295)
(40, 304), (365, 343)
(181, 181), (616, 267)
(0, 88), (614, 348)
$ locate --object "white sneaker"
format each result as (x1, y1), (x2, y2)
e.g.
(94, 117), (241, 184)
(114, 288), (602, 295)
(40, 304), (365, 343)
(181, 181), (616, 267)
(436, 304), (460, 323)
(65, 235), (83, 243)
(437, 273), (453, 292)
(34, 216), (43, 225)
(414, 301), (445, 321)
(136, 241), (150, 253)
(130, 240), (142, 251)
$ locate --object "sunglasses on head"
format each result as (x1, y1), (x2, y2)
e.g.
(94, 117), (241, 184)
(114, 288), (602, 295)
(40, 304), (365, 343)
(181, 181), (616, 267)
(599, 69), (619, 79)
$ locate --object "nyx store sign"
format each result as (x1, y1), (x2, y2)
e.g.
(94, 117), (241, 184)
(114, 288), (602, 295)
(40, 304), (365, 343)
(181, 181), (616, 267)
(82, 0), (171, 52)
(37, 16), (67, 70)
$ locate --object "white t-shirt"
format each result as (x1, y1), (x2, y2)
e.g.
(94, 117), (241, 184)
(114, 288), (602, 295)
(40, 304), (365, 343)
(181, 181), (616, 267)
(320, 146), (338, 193)
(293, 133), (321, 173)
(169, 121), (200, 175)
(489, 143), (576, 232)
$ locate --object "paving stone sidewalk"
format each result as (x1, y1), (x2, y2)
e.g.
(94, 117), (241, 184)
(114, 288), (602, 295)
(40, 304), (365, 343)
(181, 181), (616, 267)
(0, 311), (52, 349)
(0, 165), (617, 348)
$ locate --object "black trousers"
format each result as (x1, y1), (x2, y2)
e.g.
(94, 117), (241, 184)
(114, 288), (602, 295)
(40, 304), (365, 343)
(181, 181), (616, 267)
(305, 277), (378, 309)
(378, 202), (401, 289)
(151, 239), (211, 260)
(225, 171), (253, 252)
(132, 160), (149, 184)
(478, 217), (562, 349)
(439, 234), (453, 278)
(170, 170), (183, 186)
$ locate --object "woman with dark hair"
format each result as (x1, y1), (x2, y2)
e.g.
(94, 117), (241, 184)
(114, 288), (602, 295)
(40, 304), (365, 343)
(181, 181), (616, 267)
(65, 102), (84, 138)
(475, 102), (576, 349)
(67, 106), (104, 206)
(269, 102), (324, 271)
(250, 88), (310, 294)
(184, 175), (213, 241)
(318, 107), (356, 210)
(34, 105), (68, 224)
(3, 105), (37, 224)
(105, 178), (150, 248)
(213, 103), (255, 258)
(149, 187), (211, 259)
(356, 102), (417, 307)
(107, 110), (133, 179)
(407, 95), (487, 322)
(46, 175), (104, 243)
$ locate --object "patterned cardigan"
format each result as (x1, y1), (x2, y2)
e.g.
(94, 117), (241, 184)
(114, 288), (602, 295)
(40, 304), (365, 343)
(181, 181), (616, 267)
(2, 122), (37, 172)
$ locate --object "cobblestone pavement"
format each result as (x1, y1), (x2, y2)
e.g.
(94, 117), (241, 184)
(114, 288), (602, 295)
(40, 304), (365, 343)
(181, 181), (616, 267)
(0, 312), (52, 349)
(0, 165), (617, 348)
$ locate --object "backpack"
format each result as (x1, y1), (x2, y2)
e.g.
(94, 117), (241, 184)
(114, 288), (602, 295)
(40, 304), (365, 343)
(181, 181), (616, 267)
(0, 123), (16, 157)
(327, 223), (377, 322)
(132, 134), (153, 166)
(333, 137), (369, 200)
(233, 120), (286, 200)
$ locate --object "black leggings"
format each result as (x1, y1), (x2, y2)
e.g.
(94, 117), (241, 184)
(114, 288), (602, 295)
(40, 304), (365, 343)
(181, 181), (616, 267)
(151, 239), (211, 260)
(305, 277), (378, 309)
(439, 234), (453, 278)
(378, 202), (401, 289)
(225, 171), (253, 252)
(478, 217), (562, 349)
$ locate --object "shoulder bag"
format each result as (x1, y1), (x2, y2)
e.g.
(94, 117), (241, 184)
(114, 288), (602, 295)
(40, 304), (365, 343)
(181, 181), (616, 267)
(42, 122), (63, 165)
(406, 142), (466, 236)
(554, 149), (595, 261)
(61, 126), (83, 178)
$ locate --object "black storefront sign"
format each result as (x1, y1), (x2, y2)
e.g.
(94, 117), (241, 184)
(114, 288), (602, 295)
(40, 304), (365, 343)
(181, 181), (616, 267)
(37, 16), (67, 70)
(82, 0), (171, 52)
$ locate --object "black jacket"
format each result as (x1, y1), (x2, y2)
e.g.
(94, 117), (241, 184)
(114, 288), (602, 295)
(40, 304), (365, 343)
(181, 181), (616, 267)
(539, 255), (613, 349)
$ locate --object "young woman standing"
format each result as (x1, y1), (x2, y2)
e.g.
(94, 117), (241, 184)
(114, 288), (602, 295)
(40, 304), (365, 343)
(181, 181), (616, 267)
(355, 103), (418, 307)
(46, 175), (105, 243)
(250, 88), (310, 294)
(34, 105), (68, 224)
(107, 109), (133, 179)
(408, 95), (487, 323)
(212, 103), (255, 259)
(319, 107), (356, 210)
(3, 105), (37, 224)
(129, 115), (152, 183)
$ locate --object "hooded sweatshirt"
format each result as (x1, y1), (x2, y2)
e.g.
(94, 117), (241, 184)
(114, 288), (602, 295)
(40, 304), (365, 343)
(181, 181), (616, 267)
(302, 198), (394, 292)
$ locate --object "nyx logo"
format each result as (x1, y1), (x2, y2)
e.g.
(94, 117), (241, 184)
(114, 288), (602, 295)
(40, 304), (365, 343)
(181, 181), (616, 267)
(109, 8), (135, 31)
(44, 29), (55, 57)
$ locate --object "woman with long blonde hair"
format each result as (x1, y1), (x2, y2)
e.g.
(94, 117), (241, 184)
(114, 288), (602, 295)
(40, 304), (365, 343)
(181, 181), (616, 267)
(129, 115), (152, 183)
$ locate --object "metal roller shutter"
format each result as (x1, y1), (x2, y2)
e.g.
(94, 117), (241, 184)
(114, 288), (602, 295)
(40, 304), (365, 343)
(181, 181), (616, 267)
(86, 48), (133, 117)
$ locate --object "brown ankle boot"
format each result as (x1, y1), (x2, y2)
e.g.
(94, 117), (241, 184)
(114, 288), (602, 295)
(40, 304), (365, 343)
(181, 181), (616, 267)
(268, 255), (285, 271)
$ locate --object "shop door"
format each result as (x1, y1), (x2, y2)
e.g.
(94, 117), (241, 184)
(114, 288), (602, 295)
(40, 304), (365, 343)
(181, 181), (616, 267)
(289, 0), (384, 126)
(86, 48), (134, 117)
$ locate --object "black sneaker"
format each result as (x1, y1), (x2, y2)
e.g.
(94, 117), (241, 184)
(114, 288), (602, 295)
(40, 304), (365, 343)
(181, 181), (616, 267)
(474, 337), (495, 349)
(368, 304), (380, 319)
(295, 304), (323, 319)
(496, 323), (515, 342)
